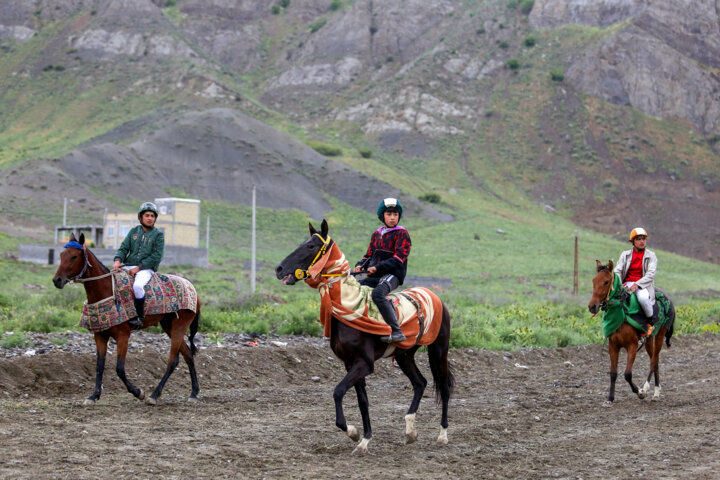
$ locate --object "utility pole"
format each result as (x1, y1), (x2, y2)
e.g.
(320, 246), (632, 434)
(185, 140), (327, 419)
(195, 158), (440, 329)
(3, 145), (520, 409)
(251, 184), (256, 294)
(206, 215), (210, 268)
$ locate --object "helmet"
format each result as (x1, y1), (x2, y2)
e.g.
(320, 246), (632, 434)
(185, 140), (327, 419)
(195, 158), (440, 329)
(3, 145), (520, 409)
(629, 227), (648, 242)
(377, 197), (403, 222)
(138, 202), (159, 220)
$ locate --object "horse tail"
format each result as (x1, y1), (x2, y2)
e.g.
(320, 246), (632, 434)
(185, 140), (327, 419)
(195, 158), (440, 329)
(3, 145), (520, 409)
(189, 301), (201, 356)
(664, 300), (675, 348)
(428, 303), (455, 405)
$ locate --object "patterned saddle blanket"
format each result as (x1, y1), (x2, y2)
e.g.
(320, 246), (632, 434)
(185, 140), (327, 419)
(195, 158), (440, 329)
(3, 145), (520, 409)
(80, 270), (198, 332)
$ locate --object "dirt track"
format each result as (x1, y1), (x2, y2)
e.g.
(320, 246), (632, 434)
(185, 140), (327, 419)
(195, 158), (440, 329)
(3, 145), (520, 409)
(1, 333), (720, 479)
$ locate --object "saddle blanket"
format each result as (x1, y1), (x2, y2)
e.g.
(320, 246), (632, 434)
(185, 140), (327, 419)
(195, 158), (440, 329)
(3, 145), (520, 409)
(79, 270), (197, 332)
(602, 274), (671, 337)
(318, 274), (443, 349)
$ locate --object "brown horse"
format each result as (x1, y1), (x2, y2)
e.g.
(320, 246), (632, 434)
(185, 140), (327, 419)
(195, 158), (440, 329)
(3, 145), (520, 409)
(588, 260), (675, 403)
(275, 220), (454, 454)
(52, 233), (200, 405)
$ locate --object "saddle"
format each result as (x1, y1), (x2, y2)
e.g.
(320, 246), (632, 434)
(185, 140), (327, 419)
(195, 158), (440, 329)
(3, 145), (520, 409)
(114, 270), (198, 318)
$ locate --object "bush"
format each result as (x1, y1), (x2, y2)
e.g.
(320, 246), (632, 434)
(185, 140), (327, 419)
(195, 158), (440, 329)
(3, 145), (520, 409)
(309, 19), (326, 32)
(307, 140), (342, 156)
(506, 58), (520, 70)
(165, 0), (176, 7)
(358, 148), (372, 158)
(279, 0), (290, 7)
(1, 332), (33, 349)
(271, 4), (281, 14)
(524, 36), (536, 47)
(420, 192), (441, 204)
(329, 0), (341, 11)
(550, 70), (564, 82)
(520, 0), (535, 14)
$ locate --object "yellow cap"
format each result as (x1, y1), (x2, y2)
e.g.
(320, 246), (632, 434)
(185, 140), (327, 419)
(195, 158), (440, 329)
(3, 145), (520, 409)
(629, 227), (648, 241)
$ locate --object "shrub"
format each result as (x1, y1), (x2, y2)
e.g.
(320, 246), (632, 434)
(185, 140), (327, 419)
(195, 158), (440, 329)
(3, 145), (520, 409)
(329, 0), (341, 11)
(524, 36), (536, 47)
(506, 58), (520, 70)
(520, 0), (535, 14)
(307, 141), (342, 156)
(358, 148), (372, 158)
(309, 19), (326, 32)
(165, 0), (176, 7)
(550, 69), (564, 82)
(420, 192), (441, 204)
(271, 4), (281, 14)
(1, 332), (32, 349)
(279, 0), (290, 7)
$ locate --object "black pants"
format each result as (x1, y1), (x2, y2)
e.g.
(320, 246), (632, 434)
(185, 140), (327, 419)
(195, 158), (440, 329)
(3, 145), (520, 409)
(360, 274), (400, 326)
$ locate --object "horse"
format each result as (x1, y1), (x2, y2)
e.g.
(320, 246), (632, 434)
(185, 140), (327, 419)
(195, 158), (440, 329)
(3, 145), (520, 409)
(275, 219), (454, 454)
(588, 259), (675, 403)
(52, 233), (201, 405)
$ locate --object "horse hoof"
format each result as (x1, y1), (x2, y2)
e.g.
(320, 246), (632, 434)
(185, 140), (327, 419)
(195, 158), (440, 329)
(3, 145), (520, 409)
(137, 389), (145, 401)
(188, 396), (200, 403)
(346, 425), (361, 442)
(83, 398), (96, 406)
(637, 392), (646, 400)
(437, 427), (448, 445)
(602, 400), (613, 407)
(145, 396), (157, 406)
(406, 431), (418, 444)
(352, 438), (370, 455)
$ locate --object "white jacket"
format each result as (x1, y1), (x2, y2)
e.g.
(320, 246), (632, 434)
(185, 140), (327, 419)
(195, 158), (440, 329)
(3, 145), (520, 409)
(614, 248), (657, 304)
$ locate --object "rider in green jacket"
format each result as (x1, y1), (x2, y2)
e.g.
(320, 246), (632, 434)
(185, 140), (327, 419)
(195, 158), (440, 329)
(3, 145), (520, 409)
(113, 202), (165, 327)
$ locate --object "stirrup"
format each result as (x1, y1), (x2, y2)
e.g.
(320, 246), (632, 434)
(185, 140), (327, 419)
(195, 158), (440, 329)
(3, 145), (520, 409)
(128, 317), (143, 327)
(380, 331), (407, 343)
(640, 325), (653, 338)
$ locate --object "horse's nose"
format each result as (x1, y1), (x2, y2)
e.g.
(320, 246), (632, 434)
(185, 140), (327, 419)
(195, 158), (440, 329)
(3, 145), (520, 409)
(275, 264), (284, 279)
(588, 304), (597, 314)
(53, 276), (65, 289)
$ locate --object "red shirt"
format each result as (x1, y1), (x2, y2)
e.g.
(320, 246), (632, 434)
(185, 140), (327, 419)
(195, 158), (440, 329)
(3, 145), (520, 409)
(624, 249), (644, 282)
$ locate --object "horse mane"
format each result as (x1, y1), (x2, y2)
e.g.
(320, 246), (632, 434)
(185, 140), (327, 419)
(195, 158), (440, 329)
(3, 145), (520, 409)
(596, 263), (611, 273)
(86, 246), (110, 274)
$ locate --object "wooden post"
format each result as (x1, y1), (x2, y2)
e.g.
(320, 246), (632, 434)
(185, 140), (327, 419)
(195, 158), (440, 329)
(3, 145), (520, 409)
(573, 234), (579, 296)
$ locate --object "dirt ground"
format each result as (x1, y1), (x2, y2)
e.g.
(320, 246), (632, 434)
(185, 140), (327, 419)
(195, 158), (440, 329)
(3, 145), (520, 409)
(1, 332), (720, 479)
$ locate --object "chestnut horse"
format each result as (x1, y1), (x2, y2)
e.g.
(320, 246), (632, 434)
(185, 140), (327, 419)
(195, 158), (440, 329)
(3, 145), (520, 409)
(588, 260), (675, 403)
(275, 220), (454, 454)
(52, 233), (200, 405)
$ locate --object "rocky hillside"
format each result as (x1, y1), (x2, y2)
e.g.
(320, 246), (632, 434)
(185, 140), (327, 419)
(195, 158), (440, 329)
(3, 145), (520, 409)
(1, 0), (719, 261)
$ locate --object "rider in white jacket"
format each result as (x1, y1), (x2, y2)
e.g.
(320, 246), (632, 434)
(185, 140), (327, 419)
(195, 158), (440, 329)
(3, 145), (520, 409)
(613, 227), (657, 320)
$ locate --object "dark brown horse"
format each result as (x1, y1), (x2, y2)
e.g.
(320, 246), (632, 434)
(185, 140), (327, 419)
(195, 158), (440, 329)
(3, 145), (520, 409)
(52, 233), (200, 405)
(588, 260), (675, 403)
(275, 220), (454, 454)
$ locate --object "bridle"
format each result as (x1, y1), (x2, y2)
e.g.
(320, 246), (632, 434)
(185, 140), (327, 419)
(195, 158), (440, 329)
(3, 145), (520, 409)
(293, 233), (351, 281)
(64, 243), (113, 284)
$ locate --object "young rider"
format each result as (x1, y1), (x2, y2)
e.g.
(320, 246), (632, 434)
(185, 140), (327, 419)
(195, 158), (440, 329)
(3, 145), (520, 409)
(354, 198), (411, 343)
(112, 202), (165, 327)
(614, 227), (657, 334)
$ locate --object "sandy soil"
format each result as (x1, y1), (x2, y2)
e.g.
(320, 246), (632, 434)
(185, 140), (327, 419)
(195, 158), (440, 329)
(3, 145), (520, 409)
(1, 332), (719, 479)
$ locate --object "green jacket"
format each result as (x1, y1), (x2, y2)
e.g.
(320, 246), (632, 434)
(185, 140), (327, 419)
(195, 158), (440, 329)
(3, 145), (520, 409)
(114, 225), (165, 271)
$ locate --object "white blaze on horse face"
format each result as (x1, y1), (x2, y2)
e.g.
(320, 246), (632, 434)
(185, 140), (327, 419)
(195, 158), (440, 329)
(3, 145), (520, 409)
(437, 427), (448, 445)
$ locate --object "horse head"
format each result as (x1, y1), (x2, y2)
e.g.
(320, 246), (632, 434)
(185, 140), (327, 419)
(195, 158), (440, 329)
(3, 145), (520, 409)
(52, 232), (87, 289)
(275, 219), (329, 285)
(588, 259), (614, 315)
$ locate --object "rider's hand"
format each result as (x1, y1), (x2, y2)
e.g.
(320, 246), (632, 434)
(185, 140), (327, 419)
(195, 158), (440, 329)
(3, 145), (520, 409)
(628, 284), (639, 292)
(128, 266), (140, 277)
(112, 260), (121, 271)
(354, 265), (362, 273)
(367, 266), (377, 274)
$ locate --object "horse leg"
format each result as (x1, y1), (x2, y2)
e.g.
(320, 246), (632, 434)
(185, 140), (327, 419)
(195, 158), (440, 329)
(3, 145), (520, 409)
(624, 341), (642, 399)
(161, 314), (200, 400)
(85, 333), (109, 405)
(146, 319), (185, 405)
(114, 331), (145, 401)
(333, 360), (372, 454)
(394, 351), (427, 444)
(607, 341), (620, 403)
(645, 335), (663, 401)
(352, 379), (372, 454)
(427, 306), (454, 443)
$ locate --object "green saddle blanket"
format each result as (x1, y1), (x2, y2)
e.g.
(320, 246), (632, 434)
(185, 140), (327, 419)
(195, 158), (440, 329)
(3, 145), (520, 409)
(601, 274), (670, 338)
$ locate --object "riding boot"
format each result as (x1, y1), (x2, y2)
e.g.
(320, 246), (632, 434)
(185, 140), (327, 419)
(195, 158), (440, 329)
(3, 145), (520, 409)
(376, 299), (406, 343)
(130, 298), (145, 327)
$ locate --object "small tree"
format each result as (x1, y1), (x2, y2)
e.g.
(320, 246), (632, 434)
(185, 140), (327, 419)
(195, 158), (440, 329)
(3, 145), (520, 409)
(329, 0), (341, 11)
(524, 36), (536, 47)
(550, 70), (564, 82)
(520, 0), (534, 14)
(506, 58), (520, 70)
(271, 4), (281, 14)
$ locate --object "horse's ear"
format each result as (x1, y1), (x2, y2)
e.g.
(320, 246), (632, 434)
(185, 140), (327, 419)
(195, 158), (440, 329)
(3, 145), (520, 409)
(320, 219), (328, 237)
(69, 232), (77, 242)
(78, 233), (86, 245)
(595, 259), (602, 269)
(608, 259), (614, 271)
(308, 222), (317, 236)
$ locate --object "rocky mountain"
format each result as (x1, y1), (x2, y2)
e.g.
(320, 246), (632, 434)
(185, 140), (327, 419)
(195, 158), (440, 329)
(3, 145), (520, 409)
(0, 0), (719, 261)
